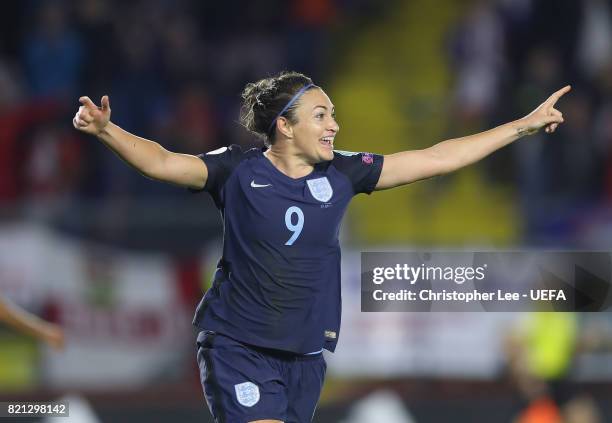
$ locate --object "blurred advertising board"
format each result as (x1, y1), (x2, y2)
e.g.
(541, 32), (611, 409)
(0, 224), (192, 389)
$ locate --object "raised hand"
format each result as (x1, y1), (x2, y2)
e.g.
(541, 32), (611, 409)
(73, 95), (111, 136)
(519, 85), (571, 136)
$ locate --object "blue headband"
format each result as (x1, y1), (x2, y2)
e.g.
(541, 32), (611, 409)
(268, 83), (315, 134)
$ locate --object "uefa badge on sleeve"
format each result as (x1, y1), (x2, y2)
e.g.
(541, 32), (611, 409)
(361, 152), (374, 165)
(307, 177), (333, 202)
(234, 382), (260, 407)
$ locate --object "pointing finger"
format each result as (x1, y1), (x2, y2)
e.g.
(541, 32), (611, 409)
(546, 85), (571, 106)
(79, 96), (97, 110)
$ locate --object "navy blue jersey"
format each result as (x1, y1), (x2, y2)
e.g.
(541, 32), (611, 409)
(192, 145), (383, 354)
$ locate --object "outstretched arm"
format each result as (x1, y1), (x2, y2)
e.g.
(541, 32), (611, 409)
(73, 96), (207, 189)
(0, 297), (64, 350)
(376, 86), (571, 190)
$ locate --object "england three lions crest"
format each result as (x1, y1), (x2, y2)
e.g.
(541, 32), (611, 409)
(307, 177), (333, 202)
(234, 382), (260, 407)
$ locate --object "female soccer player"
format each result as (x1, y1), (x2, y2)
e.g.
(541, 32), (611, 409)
(73, 71), (569, 423)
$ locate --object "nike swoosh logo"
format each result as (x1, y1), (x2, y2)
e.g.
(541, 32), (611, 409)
(250, 180), (272, 188)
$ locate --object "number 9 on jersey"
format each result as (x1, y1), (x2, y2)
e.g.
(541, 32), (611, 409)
(284, 206), (304, 246)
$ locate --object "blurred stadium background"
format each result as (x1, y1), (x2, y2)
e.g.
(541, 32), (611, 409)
(1, 0), (612, 422)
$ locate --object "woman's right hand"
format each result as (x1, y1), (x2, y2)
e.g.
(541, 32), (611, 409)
(73, 95), (111, 136)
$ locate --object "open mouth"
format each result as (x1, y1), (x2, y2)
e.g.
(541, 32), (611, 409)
(320, 136), (334, 149)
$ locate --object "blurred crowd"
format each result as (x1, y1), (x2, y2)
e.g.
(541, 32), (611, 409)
(448, 0), (612, 246)
(0, 0), (379, 206)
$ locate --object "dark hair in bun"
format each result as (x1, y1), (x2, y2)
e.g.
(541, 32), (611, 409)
(240, 71), (315, 146)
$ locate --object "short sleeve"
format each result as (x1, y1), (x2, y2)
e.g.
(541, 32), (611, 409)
(332, 150), (384, 195)
(190, 145), (244, 203)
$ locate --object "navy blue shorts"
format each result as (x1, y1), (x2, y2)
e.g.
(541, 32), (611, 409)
(196, 331), (327, 423)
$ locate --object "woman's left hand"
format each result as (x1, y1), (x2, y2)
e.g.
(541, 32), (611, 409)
(518, 85), (571, 136)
